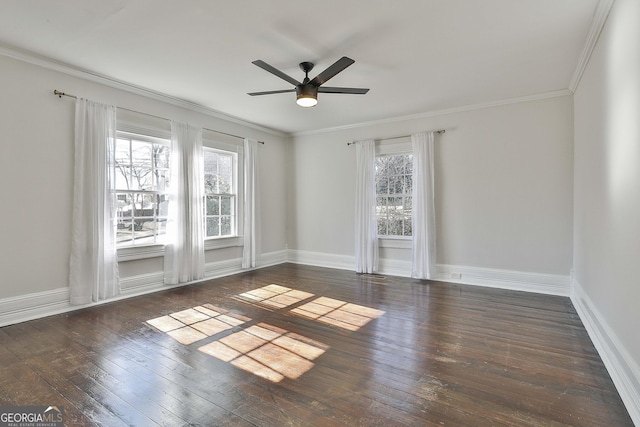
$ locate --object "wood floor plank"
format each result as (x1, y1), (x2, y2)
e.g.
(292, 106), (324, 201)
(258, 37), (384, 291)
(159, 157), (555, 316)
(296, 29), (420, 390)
(0, 264), (633, 426)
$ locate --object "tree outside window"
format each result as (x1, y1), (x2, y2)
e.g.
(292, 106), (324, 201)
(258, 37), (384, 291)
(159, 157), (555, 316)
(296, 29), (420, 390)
(375, 154), (413, 237)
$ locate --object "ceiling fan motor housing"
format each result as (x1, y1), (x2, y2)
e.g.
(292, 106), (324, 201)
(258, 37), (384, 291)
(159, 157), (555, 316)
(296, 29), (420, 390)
(296, 84), (318, 107)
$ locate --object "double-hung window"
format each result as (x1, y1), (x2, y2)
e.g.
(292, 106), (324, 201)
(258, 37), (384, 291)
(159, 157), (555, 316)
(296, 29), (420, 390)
(204, 148), (235, 238)
(202, 140), (243, 246)
(114, 131), (171, 247)
(375, 139), (413, 242)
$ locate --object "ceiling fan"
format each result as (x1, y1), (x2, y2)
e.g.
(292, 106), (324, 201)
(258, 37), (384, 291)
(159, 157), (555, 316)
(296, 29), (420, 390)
(247, 56), (369, 107)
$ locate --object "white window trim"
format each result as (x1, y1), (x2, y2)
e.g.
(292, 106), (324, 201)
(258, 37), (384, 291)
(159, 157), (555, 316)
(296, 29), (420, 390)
(203, 138), (244, 241)
(375, 137), (413, 241)
(378, 236), (412, 249)
(204, 235), (244, 250)
(114, 126), (171, 252)
(117, 244), (164, 262)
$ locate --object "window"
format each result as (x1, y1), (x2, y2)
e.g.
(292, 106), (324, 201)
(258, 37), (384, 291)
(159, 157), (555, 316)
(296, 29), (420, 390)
(375, 154), (413, 237)
(114, 132), (170, 246)
(203, 147), (237, 238)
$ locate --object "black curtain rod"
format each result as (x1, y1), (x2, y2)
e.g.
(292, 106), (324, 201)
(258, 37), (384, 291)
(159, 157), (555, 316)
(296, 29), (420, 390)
(53, 90), (264, 144)
(346, 130), (446, 146)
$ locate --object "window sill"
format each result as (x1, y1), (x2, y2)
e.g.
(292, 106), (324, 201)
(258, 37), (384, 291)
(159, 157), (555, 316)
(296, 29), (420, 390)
(204, 236), (243, 251)
(117, 244), (164, 262)
(117, 236), (243, 262)
(378, 237), (412, 249)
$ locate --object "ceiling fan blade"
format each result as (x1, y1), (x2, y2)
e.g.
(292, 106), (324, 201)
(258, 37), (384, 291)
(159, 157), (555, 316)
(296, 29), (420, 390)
(318, 87), (369, 94)
(247, 89), (296, 96)
(252, 60), (302, 86)
(309, 56), (355, 86)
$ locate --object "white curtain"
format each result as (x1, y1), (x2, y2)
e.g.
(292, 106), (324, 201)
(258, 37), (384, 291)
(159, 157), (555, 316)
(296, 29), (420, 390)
(164, 121), (205, 284)
(242, 138), (258, 269)
(354, 139), (378, 273)
(69, 99), (119, 304)
(411, 131), (436, 279)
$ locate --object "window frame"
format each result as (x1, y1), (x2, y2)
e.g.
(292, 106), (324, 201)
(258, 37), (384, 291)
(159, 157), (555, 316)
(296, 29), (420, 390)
(115, 122), (171, 261)
(113, 128), (171, 250)
(202, 138), (244, 251)
(375, 138), (413, 247)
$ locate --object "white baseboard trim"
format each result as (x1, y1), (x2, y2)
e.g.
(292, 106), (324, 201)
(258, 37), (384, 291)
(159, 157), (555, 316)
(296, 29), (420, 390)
(286, 249), (354, 271)
(258, 249), (289, 268)
(435, 264), (571, 296)
(0, 287), (71, 328)
(571, 279), (640, 425)
(286, 250), (570, 296)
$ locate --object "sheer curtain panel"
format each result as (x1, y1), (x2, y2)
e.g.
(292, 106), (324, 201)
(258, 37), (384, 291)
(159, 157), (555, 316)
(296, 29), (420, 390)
(69, 99), (119, 304)
(354, 139), (378, 273)
(164, 121), (205, 284)
(411, 131), (436, 279)
(242, 138), (258, 269)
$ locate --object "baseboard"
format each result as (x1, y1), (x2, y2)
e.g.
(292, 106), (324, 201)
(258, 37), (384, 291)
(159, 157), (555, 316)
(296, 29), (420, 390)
(435, 264), (571, 296)
(0, 287), (71, 328)
(571, 279), (640, 425)
(286, 250), (570, 296)
(286, 249), (354, 271)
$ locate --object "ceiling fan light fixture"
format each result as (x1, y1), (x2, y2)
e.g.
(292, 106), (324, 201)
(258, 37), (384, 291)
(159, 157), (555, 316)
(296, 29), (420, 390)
(296, 85), (318, 107)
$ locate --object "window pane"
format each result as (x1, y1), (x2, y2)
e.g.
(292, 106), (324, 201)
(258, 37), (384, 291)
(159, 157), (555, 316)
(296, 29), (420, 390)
(115, 139), (130, 164)
(403, 219), (412, 236)
(405, 156), (413, 174)
(404, 175), (412, 193)
(219, 175), (231, 193)
(204, 151), (218, 174)
(207, 217), (220, 237)
(115, 166), (132, 190)
(377, 217), (387, 235)
(393, 177), (404, 195)
(156, 168), (170, 192)
(388, 216), (402, 236)
(220, 196), (232, 215)
(376, 178), (388, 195)
(219, 154), (232, 176)
(158, 194), (169, 217)
(117, 227), (133, 245)
(404, 196), (412, 211)
(131, 140), (152, 168)
(207, 196), (219, 215)
(205, 174), (218, 194)
(155, 145), (170, 169)
(221, 216), (231, 236)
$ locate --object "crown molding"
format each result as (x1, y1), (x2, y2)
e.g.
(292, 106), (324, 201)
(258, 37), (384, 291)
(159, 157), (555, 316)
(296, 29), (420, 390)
(0, 43), (287, 138)
(292, 89), (572, 138)
(569, 0), (616, 93)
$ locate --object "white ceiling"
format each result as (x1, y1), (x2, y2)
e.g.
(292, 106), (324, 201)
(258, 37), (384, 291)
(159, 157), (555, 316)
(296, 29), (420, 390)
(0, 0), (599, 135)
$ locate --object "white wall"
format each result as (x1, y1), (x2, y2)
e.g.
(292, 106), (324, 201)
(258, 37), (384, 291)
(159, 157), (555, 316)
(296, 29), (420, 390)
(289, 95), (574, 284)
(573, 0), (640, 421)
(0, 54), (288, 303)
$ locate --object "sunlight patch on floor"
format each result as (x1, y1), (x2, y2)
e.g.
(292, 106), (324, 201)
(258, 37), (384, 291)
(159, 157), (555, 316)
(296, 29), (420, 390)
(146, 304), (249, 345)
(291, 297), (385, 331)
(235, 284), (315, 310)
(199, 322), (328, 383)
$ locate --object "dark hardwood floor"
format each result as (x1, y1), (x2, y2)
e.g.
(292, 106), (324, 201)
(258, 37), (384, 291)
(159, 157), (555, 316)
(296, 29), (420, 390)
(0, 264), (633, 426)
